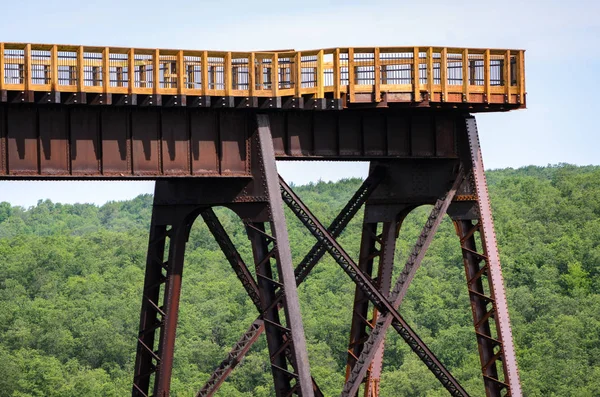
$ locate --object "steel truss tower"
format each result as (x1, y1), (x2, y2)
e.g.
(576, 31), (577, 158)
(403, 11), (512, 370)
(132, 114), (521, 397)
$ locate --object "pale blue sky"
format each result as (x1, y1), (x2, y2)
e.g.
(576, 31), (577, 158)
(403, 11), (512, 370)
(0, 0), (598, 207)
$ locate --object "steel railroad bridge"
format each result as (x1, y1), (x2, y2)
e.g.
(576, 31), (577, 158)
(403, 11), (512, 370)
(0, 42), (526, 397)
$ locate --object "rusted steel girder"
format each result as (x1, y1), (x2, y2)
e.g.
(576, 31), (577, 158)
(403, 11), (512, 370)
(196, 168), (385, 396)
(451, 117), (521, 397)
(0, 105), (464, 179)
(279, 176), (468, 396)
(342, 168), (466, 397)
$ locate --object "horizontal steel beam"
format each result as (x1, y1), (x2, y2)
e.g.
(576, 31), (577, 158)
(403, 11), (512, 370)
(0, 105), (462, 179)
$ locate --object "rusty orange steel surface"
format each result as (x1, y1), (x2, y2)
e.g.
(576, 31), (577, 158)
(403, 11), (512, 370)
(0, 43), (526, 109)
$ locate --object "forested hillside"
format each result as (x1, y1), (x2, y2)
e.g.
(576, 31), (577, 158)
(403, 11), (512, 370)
(0, 164), (598, 397)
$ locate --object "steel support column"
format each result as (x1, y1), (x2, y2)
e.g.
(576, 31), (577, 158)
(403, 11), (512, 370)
(250, 114), (314, 397)
(450, 117), (521, 397)
(133, 185), (195, 397)
(345, 219), (397, 397)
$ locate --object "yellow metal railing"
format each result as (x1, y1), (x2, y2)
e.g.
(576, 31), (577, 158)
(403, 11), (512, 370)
(0, 43), (526, 104)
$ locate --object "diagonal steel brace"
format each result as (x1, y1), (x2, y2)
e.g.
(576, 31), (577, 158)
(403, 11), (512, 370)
(342, 168), (467, 397)
(197, 169), (385, 396)
(279, 174), (469, 397)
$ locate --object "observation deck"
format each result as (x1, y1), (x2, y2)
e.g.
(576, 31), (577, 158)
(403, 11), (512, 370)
(0, 43), (525, 111)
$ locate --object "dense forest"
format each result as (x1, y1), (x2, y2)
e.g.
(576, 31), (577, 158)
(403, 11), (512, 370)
(0, 164), (598, 397)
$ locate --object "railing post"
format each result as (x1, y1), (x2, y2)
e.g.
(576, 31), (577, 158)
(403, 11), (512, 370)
(427, 47), (433, 100)
(177, 50), (184, 93)
(441, 48), (447, 102)
(333, 48), (341, 99)
(504, 50), (511, 100)
(0, 43), (4, 91)
(128, 48), (135, 94)
(348, 47), (355, 103)
(225, 51), (232, 96)
(294, 51), (301, 97)
(24, 44), (31, 91)
(201, 51), (208, 95)
(249, 52), (256, 97)
(51, 45), (58, 92)
(103, 47), (110, 92)
(271, 53), (279, 97)
(413, 47), (420, 102)
(462, 48), (469, 102)
(484, 49), (490, 103)
(153, 49), (160, 93)
(77, 45), (84, 93)
(518, 50), (525, 104)
(316, 49), (324, 98)
(374, 48), (381, 102)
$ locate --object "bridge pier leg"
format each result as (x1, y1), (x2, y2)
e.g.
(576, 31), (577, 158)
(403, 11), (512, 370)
(448, 117), (522, 397)
(132, 114), (315, 397)
(345, 219), (398, 397)
(132, 187), (194, 397)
